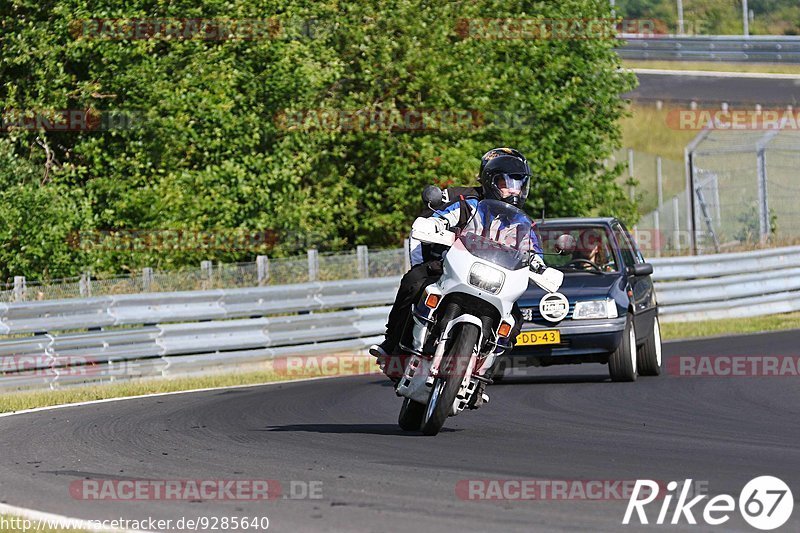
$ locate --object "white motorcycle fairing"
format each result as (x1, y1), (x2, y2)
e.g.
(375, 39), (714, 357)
(396, 237), (536, 408)
(394, 198), (564, 433)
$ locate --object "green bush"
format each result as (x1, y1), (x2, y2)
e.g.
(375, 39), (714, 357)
(0, 0), (636, 281)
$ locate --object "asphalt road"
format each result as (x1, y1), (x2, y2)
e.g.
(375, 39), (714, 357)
(627, 73), (800, 105)
(1, 329), (799, 532)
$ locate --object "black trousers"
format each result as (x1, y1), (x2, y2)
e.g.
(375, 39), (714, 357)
(384, 260), (524, 349)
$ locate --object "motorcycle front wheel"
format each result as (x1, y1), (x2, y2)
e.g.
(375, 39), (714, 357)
(421, 323), (479, 436)
(398, 398), (425, 431)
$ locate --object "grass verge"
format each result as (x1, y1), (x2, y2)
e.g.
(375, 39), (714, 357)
(0, 359), (379, 415)
(661, 311), (800, 340)
(620, 104), (697, 161)
(623, 60), (800, 75)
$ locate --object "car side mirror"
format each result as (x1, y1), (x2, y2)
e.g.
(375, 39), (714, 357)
(628, 263), (653, 277)
(422, 185), (445, 209)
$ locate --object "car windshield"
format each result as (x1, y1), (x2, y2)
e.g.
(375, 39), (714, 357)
(537, 224), (619, 273)
(459, 199), (532, 271)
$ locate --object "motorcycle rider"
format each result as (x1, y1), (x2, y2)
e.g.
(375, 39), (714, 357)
(370, 148), (544, 383)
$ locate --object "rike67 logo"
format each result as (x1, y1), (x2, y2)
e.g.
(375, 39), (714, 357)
(623, 476), (793, 530)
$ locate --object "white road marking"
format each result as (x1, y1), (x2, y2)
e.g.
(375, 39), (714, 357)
(629, 68), (800, 80)
(0, 502), (154, 533)
(0, 374), (358, 419)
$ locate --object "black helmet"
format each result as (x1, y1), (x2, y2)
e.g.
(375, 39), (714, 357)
(478, 147), (531, 208)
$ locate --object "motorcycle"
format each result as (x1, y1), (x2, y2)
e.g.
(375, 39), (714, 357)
(386, 190), (564, 435)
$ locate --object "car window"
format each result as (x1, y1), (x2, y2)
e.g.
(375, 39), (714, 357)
(612, 223), (639, 268)
(538, 225), (619, 272)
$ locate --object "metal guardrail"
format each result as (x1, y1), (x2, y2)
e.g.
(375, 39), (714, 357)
(2, 245), (800, 391)
(651, 245), (800, 322)
(0, 277), (400, 335)
(618, 35), (800, 63)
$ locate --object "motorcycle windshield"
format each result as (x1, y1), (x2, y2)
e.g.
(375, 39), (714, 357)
(459, 199), (532, 271)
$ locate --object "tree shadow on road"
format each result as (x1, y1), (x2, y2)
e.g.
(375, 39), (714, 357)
(257, 424), (460, 436)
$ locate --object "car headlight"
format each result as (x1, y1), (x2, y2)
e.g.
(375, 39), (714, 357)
(573, 299), (618, 320)
(468, 263), (505, 294)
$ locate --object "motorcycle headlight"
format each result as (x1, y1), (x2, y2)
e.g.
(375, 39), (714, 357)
(469, 263), (505, 294)
(573, 299), (618, 320)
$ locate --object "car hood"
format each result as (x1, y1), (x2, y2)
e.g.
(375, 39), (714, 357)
(519, 272), (624, 306)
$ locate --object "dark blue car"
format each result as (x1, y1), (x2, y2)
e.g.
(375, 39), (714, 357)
(496, 217), (661, 382)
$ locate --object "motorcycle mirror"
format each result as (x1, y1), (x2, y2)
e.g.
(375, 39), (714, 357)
(554, 234), (576, 255)
(422, 185), (445, 209)
(529, 267), (564, 293)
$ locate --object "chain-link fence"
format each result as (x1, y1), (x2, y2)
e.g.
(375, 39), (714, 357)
(612, 148), (686, 215)
(0, 245), (410, 303)
(634, 122), (800, 255)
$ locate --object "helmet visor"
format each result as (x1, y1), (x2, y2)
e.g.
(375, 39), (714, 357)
(493, 173), (530, 199)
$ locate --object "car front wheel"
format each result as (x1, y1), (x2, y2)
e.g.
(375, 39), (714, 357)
(637, 316), (662, 376)
(608, 314), (637, 382)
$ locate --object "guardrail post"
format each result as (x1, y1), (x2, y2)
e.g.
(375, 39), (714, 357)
(257, 255), (269, 286)
(307, 249), (318, 282)
(79, 272), (92, 297)
(142, 267), (154, 292)
(13, 276), (25, 302)
(356, 245), (369, 278)
(403, 239), (411, 271)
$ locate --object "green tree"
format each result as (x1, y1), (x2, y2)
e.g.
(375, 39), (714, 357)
(0, 0), (636, 281)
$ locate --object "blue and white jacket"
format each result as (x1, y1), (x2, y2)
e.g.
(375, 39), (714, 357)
(408, 198), (543, 266)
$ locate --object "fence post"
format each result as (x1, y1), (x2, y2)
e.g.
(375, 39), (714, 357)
(673, 196), (681, 253)
(756, 148), (770, 243)
(142, 267), (154, 292)
(653, 210), (661, 258)
(79, 272), (92, 298)
(656, 156), (663, 208)
(256, 255), (269, 286)
(13, 276), (25, 302)
(356, 245), (369, 279)
(403, 238), (411, 271)
(307, 249), (318, 282)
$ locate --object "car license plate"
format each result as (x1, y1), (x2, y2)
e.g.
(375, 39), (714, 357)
(516, 330), (561, 346)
